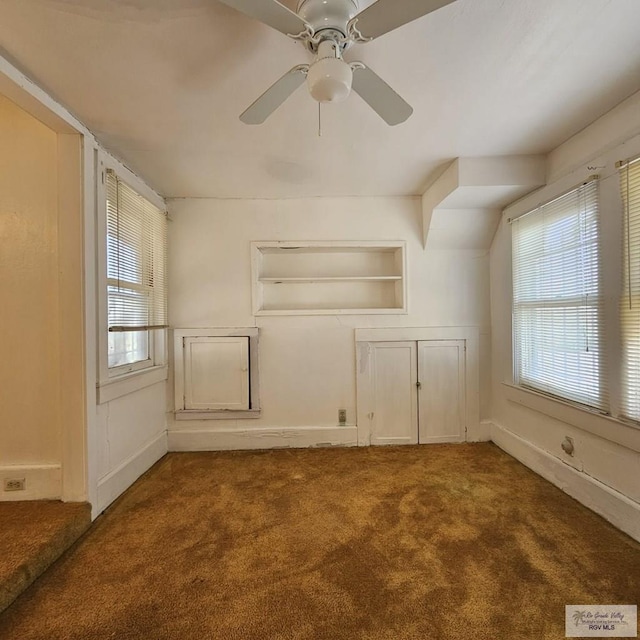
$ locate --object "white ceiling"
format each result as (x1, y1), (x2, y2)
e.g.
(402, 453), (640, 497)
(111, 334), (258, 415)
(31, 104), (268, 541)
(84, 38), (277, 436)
(1, 0), (639, 198)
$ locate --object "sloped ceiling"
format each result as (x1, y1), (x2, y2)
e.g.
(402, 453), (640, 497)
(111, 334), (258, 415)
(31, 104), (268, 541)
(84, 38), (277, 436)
(0, 0), (639, 198)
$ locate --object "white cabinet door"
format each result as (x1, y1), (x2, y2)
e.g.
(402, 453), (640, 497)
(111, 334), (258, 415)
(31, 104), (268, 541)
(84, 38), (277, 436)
(183, 337), (249, 410)
(370, 342), (418, 446)
(418, 340), (465, 443)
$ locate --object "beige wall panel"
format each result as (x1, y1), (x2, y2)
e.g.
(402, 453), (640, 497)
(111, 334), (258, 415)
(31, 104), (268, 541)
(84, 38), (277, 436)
(0, 94), (61, 466)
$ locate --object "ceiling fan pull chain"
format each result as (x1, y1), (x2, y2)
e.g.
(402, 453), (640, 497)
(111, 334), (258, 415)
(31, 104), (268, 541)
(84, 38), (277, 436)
(318, 102), (322, 137)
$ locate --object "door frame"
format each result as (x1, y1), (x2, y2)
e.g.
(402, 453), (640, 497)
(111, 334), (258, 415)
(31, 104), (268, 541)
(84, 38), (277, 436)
(355, 327), (483, 445)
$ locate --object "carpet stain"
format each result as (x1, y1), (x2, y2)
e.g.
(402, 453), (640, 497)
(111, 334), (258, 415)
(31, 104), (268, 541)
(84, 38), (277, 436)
(0, 443), (638, 639)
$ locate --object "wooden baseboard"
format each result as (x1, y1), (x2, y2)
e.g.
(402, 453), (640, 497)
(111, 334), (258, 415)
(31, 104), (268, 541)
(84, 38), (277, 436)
(96, 431), (167, 515)
(490, 421), (640, 543)
(168, 426), (358, 452)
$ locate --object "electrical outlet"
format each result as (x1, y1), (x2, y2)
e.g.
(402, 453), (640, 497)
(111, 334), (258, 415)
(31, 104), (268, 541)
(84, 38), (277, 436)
(338, 409), (347, 425)
(4, 478), (25, 492)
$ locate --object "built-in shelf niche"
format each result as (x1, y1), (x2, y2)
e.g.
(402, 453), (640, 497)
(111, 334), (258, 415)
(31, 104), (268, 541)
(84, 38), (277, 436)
(251, 241), (407, 315)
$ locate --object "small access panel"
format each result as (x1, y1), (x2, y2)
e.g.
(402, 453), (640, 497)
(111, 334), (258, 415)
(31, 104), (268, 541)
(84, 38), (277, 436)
(183, 336), (250, 411)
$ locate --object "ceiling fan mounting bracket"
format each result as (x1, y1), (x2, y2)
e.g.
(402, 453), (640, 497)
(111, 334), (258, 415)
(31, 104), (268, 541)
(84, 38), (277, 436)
(346, 18), (372, 44)
(287, 24), (316, 43)
(297, 28), (351, 54)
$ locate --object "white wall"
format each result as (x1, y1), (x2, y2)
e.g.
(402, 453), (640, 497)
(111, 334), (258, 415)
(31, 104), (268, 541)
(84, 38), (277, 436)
(167, 196), (492, 448)
(490, 90), (640, 541)
(95, 381), (167, 511)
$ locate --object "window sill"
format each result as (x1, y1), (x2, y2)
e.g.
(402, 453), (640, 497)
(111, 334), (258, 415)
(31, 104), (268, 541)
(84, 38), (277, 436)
(174, 409), (262, 421)
(502, 382), (640, 453)
(98, 365), (168, 404)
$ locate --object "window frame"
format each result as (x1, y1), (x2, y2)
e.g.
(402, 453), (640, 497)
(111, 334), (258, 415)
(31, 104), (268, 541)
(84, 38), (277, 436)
(96, 154), (168, 401)
(619, 155), (640, 422)
(501, 134), (640, 454)
(107, 328), (155, 376)
(510, 179), (607, 412)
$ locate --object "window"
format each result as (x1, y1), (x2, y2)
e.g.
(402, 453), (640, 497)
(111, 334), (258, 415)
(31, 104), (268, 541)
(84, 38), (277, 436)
(105, 169), (168, 374)
(511, 180), (606, 409)
(620, 157), (640, 421)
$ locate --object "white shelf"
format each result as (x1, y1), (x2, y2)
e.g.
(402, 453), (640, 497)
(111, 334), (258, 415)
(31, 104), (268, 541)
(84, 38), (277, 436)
(251, 241), (407, 316)
(259, 276), (402, 284)
(256, 308), (406, 316)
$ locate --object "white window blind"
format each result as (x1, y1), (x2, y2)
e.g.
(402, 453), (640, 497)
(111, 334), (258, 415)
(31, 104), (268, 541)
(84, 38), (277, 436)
(620, 157), (640, 421)
(106, 169), (168, 332)
(512, 180), (606, 409)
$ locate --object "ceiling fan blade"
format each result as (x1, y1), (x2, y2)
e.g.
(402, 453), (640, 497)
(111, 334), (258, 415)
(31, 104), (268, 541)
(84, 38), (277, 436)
(350, 0), (457, 40)
(351, 64), (413, 126)
(240, 66), (308, 124)
(217, 0), (309, 37)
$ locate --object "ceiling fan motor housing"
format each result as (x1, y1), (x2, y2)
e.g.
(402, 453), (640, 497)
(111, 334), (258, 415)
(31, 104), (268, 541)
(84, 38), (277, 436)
(297, 0), (358, 36)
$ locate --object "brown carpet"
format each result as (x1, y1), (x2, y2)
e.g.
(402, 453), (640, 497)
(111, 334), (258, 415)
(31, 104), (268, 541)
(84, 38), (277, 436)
(0, 501), (91, 613)
(0, 444), (638, 639)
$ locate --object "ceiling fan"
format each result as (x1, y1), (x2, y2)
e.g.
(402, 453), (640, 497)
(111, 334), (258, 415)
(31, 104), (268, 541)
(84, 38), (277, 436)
(217, 0), (457, 125)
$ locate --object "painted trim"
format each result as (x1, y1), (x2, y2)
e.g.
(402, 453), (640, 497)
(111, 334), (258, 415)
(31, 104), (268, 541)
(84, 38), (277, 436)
(490, 422), (640, 543)
(0, 464), (62, 501)
(174, 328), (259, 337)
(175, 410), (262, 421)
(254, 308), (409, 316)
(355, 326), (479, 342)
(504, 129), (640, 221)
(96, 431), (167, 515)
(168, 426), (358, 452)
(503, 383), (640, 454)
(547, 90), (640, 184)
(97, 365), (169, 404)
(84, 142), (100, 515)
(0, 56), (91, 136)
(100, 153), (165, 211)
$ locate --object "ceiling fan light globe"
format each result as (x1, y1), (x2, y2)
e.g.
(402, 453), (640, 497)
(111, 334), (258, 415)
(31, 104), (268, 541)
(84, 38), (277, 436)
(307, 57), (353, 103)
